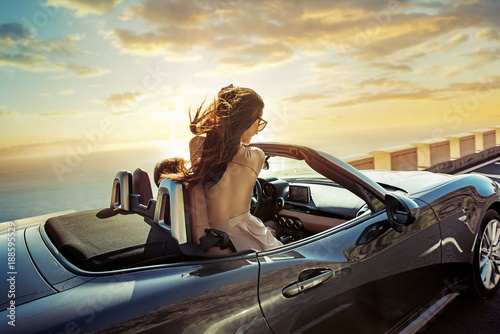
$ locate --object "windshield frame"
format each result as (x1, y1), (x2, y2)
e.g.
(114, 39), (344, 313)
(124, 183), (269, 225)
(252, 143), (387, 213)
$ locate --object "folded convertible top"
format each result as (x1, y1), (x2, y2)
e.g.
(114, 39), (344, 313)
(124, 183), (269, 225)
(45, 208), (183, 271)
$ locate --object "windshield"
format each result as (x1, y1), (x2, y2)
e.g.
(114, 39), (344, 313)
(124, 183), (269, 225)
(260, 156), (331, 182)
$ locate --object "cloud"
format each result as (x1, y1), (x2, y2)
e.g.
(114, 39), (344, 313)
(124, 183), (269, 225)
(368, 62), (413, 72)
(20, 35), (81, 56)
(281, 92), (334, 103)
(445, 33), (470, 50)
(311, 61), (341, 70)
(0, 111), (16, 117)
(448, 75), (500, 92)
(0, 106), (16, 117)
(67, 33), (84, 41)
(323, 75), (500, 108)
(351, 77), (415, 89)
(0, 37), (14, 51)
(325, 88), (443, 108)
(422, 33), (469, 53)
(109, 27), (204, 55)
(0, 51), (46, 70)
(55, 62), (110, 77)
(45, 0), (123, 17)
(442, 66), (463, 79)
(442, 46), (500, 78)
(110, 25), (294, 70)
(164, 54), (202, 62)
(447, 0), (500, 28)
(213, 42), (294, 68)
(414, 66), (442, 74)
(109, 0), (498, 70)
(35, 111), (89, 117)
(476, 28), (500, 42)
(0, 23), (31, 54)
(0, 22), (33, 40)
(342, 15), (476, 61)
(109, 110), (143, 116)
(469, 46), (500, 64)
(59, 89), (74, 95)
(103, 92), (148, 107)
(120, 0), (210, 25)
(0, 23), (107, 77)
(112, 1), (391, 59)
(0, 23), (81, 57)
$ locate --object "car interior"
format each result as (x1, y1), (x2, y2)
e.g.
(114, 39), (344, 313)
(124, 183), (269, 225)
(43, 155), (370, 272)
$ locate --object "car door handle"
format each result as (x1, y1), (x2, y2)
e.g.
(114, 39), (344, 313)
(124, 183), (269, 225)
(282, 269), (334, 298)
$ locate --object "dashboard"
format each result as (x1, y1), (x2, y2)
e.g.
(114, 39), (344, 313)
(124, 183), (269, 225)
(258, 177), (367, 243)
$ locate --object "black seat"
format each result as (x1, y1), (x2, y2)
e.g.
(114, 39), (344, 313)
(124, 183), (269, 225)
(133, 168), (153, 206)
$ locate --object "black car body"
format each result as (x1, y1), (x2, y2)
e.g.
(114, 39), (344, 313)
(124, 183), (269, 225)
(1, 143), (499, 333)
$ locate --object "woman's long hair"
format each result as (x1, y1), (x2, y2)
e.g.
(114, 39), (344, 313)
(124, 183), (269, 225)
(185, 85), (264, 187)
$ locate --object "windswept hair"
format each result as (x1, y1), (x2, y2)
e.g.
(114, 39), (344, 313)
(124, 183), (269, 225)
(185, 85), (264, 187)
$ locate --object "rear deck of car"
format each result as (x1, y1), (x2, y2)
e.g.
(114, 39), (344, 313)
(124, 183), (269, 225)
(45, 208), (184, 271)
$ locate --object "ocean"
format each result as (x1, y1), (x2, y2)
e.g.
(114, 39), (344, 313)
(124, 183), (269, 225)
(0, 148), (165, 223)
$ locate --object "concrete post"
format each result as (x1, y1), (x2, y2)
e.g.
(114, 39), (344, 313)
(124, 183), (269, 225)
(445, 133), (475, 159)
(413, 138), (451, 169)
(369, 145), (418, 171)
(471, 129), (496, 151)
(343, 154), (375, 170)
(491, 125), (500, 145)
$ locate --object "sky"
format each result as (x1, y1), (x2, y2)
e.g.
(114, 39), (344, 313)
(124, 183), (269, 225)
(0, 0), (499, 163)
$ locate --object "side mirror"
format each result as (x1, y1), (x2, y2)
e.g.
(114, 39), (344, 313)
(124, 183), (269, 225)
(385, 192), (419, 233)
(262, 156), (270, 170)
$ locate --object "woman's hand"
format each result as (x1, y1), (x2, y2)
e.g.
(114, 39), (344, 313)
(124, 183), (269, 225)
(266, 226), (277, 237)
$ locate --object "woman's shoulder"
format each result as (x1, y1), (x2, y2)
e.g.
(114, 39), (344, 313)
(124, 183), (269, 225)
(233, 144), (265, 175)
(246, 145), (265, 159)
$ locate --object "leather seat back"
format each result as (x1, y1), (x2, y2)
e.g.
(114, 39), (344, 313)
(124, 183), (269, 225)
(132, 168), (153, 206)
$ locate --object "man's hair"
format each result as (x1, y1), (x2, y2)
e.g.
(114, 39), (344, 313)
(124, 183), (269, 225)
(153, 157), (188, 186)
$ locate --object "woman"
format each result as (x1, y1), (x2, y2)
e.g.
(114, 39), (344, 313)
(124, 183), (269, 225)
(161, 85), (282, 251)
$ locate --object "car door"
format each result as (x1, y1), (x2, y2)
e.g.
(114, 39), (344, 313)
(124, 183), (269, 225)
(257, 201), (442, 333)
(11, 225), (271, 334)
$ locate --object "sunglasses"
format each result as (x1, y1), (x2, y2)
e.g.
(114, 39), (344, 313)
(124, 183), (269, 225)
(258, 118), (268, 132)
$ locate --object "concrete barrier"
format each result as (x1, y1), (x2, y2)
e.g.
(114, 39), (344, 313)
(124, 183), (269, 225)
(343, 154), (375, 170)
(471, 128), (496, 151)
(445, 133), (475, 159)
(413, 138), (451, 169)
(491, 125), (500, 145)
(369, 145), (417, 171)
(425, 146), (500, 174)
(341, 126), (499, 174)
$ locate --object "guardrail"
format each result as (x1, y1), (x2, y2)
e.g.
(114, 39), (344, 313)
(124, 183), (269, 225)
(343, 125), (500, 174)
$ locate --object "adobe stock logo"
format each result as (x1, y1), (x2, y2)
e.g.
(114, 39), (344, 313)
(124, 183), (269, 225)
(16, 1), (60, 38)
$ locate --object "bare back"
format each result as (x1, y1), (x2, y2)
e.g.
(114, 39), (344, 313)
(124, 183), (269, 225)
(189, 136), (265, 223)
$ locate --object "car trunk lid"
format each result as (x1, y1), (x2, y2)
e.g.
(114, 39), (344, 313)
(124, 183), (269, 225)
(0, 225), (56, 310)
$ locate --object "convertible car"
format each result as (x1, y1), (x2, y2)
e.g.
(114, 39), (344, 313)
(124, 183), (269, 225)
(1, 143), (499, 334)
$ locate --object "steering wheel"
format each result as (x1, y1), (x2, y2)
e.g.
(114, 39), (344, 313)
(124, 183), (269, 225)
(250, 179), (263, 216)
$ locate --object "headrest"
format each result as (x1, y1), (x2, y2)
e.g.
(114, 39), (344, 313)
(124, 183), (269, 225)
(155, 178), (188, 245)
